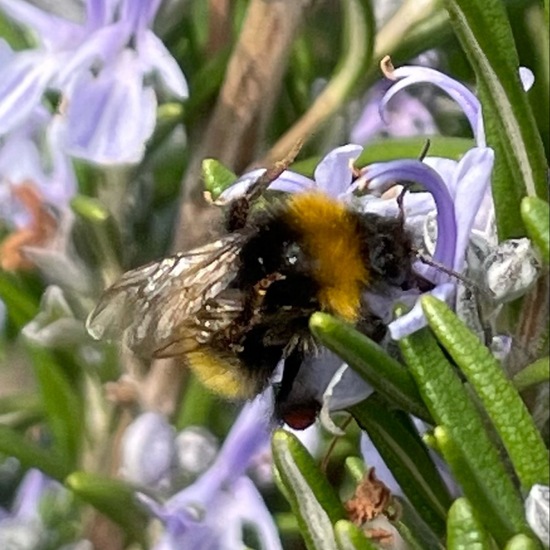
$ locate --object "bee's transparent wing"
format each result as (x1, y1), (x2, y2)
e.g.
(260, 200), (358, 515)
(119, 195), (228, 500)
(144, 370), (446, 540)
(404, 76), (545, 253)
(153, 291), (245, 358)
(86, 233), (246, 356)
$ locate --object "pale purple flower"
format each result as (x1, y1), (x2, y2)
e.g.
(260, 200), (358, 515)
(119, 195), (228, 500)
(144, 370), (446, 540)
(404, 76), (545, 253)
(0, 469), (57, 547)
(0, 105), (76, 228)
(121, 412), (177, 491)
(138, 392), (282, 550)
(351, 80), (437, 144)
(0, 0), (188, 164)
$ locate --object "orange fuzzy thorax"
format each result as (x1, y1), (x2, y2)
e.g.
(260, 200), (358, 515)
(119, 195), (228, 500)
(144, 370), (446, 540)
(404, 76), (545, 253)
(283, 192), (368, 321)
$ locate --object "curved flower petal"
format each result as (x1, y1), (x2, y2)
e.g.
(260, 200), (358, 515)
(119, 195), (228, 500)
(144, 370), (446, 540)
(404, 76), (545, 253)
(120, 0), (162, 32)
(63, 52), (157, 164)
(55, 24), (131, 89)
(0, 52), (58, 135)
(365, 160), (457, 271)
(138, 31), (189, 98)
(450, 147), (494, 271)
(381, 65), (483, 145)
(314, 143), (363, 197)
(219, 169), (315, 202)
(85, 0), (120, 31)
(519, 67), (535, 91)
(232, 477), (283, 550)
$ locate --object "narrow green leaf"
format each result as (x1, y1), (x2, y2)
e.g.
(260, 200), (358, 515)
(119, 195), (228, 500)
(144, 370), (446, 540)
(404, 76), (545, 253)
(446, 497), (493, 550)
(521, 197), (550, 264)
(513, 357), (550, 392)
(399, 326), (527, 545)
(27, 346), (84, 471)
(272, 429), (346, 550)
(0, 427), (69, 481)
(350, 395), (451, 539)
(66, 472), (147, 544)
(434, 426), (529, 546)
(422, 296), (550, 489)
(334, 519), (379, 550)
(443, 0), (547, 238)
(309, 313), (430, 422)
(504, 534), (542, 550)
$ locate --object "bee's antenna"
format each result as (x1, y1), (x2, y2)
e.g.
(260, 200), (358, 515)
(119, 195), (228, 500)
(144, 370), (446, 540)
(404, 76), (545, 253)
(416, 253), (493, 300)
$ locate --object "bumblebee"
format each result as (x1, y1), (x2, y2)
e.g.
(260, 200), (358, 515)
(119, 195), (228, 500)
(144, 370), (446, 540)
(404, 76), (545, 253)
(86, 168), (418, 427)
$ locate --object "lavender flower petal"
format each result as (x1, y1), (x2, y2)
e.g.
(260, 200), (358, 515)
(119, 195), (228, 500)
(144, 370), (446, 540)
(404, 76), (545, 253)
(381, 66), (483, 145)
(138, 31), (189, 98)
(120, 0), (162, 31)
(365, 160), (457, 270)
(12, 469), (52, 520)
(163, 392), (272, 513)
(314, 144), (363, 197)
(121, 412), (176, 489)
(63, 52), (157, 164)
(0, 52), (58, 134)
(55, 24), (130, 88)
(85, 0), (119, 30)
(519, 67), (535, 91)
(351, 81), (437, 144)
(219, 169), (315, 202)
(231, 477), (283, 550)
(449, 147), (494, 271)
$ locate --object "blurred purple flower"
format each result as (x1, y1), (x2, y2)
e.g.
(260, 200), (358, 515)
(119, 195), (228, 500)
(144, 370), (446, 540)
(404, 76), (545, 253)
(0, 0), (188, 164)
(0, 106), (76, 228)
(351, 80), (437, 144)
(138, 392), (282, 550)
(121, 411), (177, 491)
(0, 469), (56, 547)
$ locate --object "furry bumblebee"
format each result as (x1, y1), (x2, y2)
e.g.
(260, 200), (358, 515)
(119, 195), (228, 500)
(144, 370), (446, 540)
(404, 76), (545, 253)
(86, 167), (418, 427)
